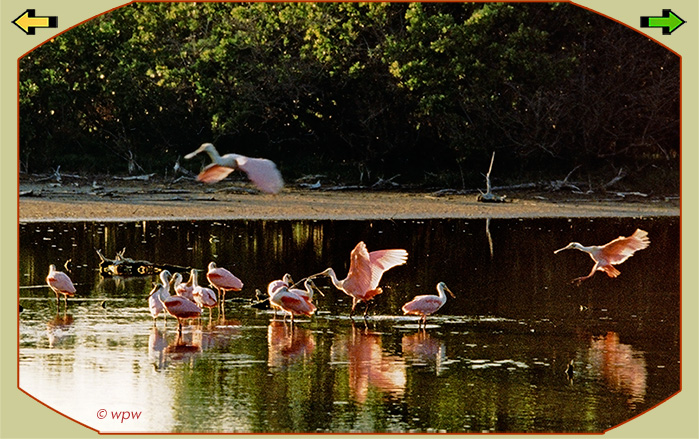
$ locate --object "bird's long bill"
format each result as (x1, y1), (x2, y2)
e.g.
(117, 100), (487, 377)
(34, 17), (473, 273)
(553, 245), (571, 254)
(184, 146), (206, 160)
(306, 269), (330, 280)
(307, 279), (325, 297)
(445, 286), (456, 298)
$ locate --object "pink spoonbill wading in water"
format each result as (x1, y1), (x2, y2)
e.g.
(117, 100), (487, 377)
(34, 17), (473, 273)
(312, 241), (408, 318)
(154, 270), (202, 332)
(46, 264), (76, 310)
(206, 262), (243, 314)
(402, 282), (455, 329)
(190, 269), (217, 321)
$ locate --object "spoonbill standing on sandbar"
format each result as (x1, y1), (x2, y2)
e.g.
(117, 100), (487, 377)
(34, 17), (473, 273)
(206, 262), (243, 312)
(313, 241), (408, 318)
(402, 282), (455, 328)
(554, 228), (650, 284)
(46, 264), (76, 309)
(184, 143), (284, 194)
(154, 270), (202, 332)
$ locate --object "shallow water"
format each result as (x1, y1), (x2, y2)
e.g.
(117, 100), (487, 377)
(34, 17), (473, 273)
(19, 217), (679, 433)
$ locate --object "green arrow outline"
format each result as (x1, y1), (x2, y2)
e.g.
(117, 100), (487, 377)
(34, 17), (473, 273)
(640, 9), (686, 35)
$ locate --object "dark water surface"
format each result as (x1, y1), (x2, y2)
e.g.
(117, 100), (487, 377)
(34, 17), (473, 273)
(19, 217), (680, 433)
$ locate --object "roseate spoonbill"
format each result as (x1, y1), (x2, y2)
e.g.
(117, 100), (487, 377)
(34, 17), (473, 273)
(155, 270), (202, 332)
(554, 229), (650, 284)
(401, 282), (455, 328)
(171, 272), (195, 302)
(46, 264), (76, 309)
(269, 286), (317, 323)
(313, 241), (408, 318)
(265, 274), (293, 316)
(191, 269), (217, 320)
(148, 281), (167, 325)
(206, 262), (243, 312)
(184, 143), (284, 194)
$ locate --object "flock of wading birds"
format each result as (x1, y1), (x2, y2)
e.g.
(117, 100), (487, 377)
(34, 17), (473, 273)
(44, 144), (652, 331)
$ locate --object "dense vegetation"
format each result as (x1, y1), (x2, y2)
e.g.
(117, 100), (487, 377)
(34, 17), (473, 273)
(19, 2), (679, 192)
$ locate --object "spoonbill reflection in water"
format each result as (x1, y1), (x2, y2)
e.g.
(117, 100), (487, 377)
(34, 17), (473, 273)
(313, 241), (408, 318)
(185, 143), (284, 194)
(401, 282), (455, 328)
(46, 264), (76, 310)
(554, 229), (649, 284)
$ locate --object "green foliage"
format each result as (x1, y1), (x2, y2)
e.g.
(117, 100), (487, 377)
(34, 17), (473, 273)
(19, 3), (678, 190)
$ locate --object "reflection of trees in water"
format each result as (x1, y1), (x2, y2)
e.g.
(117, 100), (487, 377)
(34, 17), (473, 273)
(331, 325), (406, 404)
(587, 332), (646, 408)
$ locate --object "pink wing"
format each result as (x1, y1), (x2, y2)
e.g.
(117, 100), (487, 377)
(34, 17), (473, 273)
(344, 242), (408, 296)
(47, 272), (76, 295)
(208, 268), (243, 290)
(267, 279), (289, 297)
(236, 156), (284, 194)
(368, 248), (408, 289)
(175, 284), (195, 302)
(601, 229), (650, 265)
(164, 296), (202, 318)
(197, 164), (235, 184)
(193, 286), (217, 308)
(148, 293), (165, 318)
(344, 242), (375, 295)
(402, 295), (444, 316)
(279, 292), (317, 316)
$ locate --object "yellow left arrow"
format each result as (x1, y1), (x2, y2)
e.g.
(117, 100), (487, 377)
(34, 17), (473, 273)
(12, 9), (58, 35)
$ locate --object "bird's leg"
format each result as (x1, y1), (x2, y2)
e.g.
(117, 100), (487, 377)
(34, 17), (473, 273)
(571, 262), (599, 285)
(363, 301), (372, 318)
(349, 300), (358, 319)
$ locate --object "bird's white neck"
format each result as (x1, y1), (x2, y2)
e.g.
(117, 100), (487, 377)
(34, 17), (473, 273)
(325, 268), (343, 290)
(200, 144), (223, 164)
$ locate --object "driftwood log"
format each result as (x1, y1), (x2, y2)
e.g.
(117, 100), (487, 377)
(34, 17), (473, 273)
(96, 248), (190, 277)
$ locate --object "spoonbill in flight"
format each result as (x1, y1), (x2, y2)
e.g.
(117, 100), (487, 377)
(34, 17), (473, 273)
(185, 143), (284, 194)
(554, 228), (650, 284)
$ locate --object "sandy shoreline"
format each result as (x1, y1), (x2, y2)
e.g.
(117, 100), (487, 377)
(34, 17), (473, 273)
(18, 178), (679, 222)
